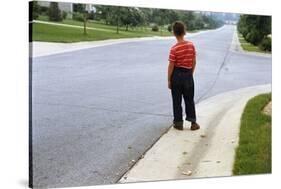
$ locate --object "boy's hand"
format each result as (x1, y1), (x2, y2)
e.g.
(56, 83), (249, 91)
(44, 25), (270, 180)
(167, 62), (174, 90)
(168, 81), (172, 89)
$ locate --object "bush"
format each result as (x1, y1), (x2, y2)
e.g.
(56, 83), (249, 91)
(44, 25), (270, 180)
(238, 15), (271, 46)
(32, 1), (40, 20)
(48, 2), (62, 22)
(259, 37), (271, 52)
(62, 11), (67, 20)
(167, 24), (172, 32)
(39, 6), (49, 16)
(88, 11), (95, 20)
(151, 24), (159, 32)
(72, 12), (84, 22)
(245, 30), (263, 45)
(245, 32), (254, 43)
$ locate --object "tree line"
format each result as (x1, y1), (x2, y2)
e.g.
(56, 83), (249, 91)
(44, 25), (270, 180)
(238, 15), (271, 51)
(32, 2), (224, 35)
(94, 5), (224, 32)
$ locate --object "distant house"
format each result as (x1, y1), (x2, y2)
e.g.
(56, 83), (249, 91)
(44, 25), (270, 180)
(38, 1), (95, 19)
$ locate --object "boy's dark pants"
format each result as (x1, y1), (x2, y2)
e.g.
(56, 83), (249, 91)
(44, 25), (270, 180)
(171, 67), (196, 123)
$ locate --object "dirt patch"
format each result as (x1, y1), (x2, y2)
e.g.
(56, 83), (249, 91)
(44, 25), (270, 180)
(262, 101), (272, 116)
(264, 123), (271, 128)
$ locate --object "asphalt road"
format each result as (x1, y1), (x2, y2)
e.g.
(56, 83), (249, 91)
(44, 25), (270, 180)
(32, 25), (271, 188)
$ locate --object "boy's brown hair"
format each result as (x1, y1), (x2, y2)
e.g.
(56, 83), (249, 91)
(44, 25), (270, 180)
(172, 21), (186, 36)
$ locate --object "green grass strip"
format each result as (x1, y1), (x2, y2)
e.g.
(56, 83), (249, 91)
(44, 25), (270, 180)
(233, 93), (271, 175)
(238, 33), (270, 54)
(33, 16), (172, 43)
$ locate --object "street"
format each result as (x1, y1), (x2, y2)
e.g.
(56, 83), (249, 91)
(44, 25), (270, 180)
(32, 25), (271, 188)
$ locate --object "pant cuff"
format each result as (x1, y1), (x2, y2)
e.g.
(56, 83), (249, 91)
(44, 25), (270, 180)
(173, 120), (183, 123)
(185, 117), (196, 123)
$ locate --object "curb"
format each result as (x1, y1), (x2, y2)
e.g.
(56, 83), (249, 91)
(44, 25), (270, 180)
(230, 27), (271, 58)
(119, 84), (271, 183)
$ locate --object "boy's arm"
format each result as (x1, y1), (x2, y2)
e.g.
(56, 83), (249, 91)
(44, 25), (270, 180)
(192, 58), (196, 74)
(168, 62), (174, 89)
(192, 44), (197, 74)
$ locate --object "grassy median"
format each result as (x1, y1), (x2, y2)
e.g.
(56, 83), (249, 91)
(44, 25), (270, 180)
(233, 93), (271, 175)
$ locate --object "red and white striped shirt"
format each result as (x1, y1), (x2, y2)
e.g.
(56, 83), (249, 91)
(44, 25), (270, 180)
(168, 41), (196, 69)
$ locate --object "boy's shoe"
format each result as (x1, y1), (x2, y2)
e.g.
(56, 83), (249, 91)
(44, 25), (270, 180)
(190, 122), (200, 131)
(173, 121), (183, 130)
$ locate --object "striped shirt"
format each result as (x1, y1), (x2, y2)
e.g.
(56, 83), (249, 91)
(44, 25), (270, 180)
(168, 41), (196, 69)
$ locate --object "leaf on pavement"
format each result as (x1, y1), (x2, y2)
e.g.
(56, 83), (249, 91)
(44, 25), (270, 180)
(182, 170), (192, 176)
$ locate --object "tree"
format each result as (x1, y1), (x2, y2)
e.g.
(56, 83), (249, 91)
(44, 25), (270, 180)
(194, 14), (204, 30)
(179, 11), (193, 30)
(119, 8), (146, 31)
(83, 9), (88, 35)
(73, 4), (84, 13)
(95, 5), (124, 33)
(73, 3), (89, 35)
(104, 6), (125, 34)
(120, 7), (133, 31)
(93, 5), (223, 34)
(32, 1), (40, 20)
(114, 7), (122, 34)
(48, 2), (62, 22)
(150, 9), (170, 35)
(238, 15), (271, 46)
(95, 5), (111, 24)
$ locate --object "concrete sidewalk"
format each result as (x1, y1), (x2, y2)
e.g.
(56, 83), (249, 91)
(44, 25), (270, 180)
(119, 84), (271, 183)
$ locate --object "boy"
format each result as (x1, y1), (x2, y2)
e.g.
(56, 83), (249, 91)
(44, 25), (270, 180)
(167, 21), (200, 131)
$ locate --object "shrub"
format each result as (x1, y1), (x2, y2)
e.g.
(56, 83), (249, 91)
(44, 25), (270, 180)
(259, 37), (271, 52)
(72, 12), (84, 22)
(62, 11), (67, 20)
(245, 30), (263, 45)
(39, 6), (49, 16)
(167, 24), (172, 32)
(32, 1), (40, 20)
(151, 24), (159, 32)
(48, 2), (62, 22)
(238, 15), (271, 46)
(88, 11), (95, 20)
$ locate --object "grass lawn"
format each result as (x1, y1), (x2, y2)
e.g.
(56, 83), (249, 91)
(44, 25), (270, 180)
(33, 15), (172, 42)
(233, 93), (271, 175)
(238, 33), (271, 54)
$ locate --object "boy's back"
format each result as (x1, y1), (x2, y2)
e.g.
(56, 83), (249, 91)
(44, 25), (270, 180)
(167, 21), (200, 131)
(169, 41), (196, 69)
